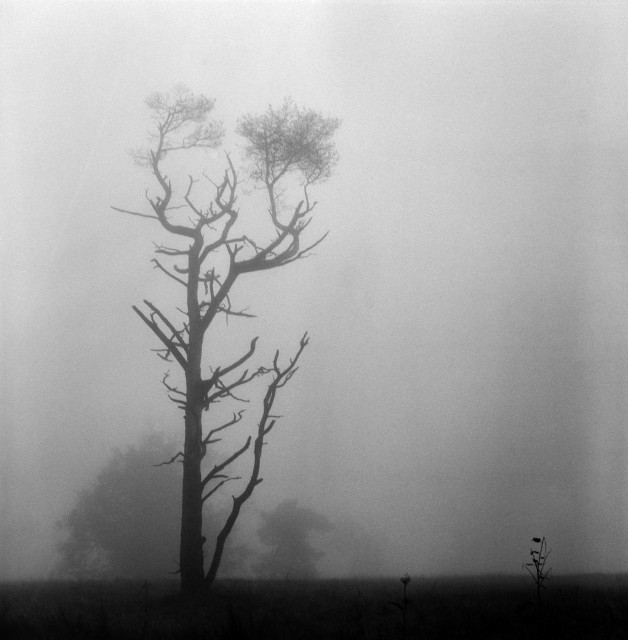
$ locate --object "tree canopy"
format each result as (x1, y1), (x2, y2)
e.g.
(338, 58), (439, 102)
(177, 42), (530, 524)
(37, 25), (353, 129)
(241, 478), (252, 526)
(237, 98), (339, 184)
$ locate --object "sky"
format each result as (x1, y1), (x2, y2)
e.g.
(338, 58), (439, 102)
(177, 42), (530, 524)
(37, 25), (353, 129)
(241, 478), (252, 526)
(3, 0), (628, 579)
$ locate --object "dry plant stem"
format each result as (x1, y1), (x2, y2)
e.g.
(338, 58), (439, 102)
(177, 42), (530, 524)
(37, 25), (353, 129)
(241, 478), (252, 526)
(389, 573), (411, 639)
(524, 536), (552, 617)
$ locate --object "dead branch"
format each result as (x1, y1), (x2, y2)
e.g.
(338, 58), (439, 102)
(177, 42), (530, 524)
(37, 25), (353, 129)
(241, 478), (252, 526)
(162, 372), (187, 407)
(201, 436), (251, 486)
(231, 202), (306, 274)
(154, 451), (184, 467)
(152, 348), (173, 362)
(198, 269), (238, 331)
(132, 305), (188, 370)
(111, 206), (160, 222)
(283, 231), (330, 265)
(201, 337), (259, 397)
(183, 175), (204, 220)
(143, 300), (189, 356)
(217, 306), (256, 320)
(202, 411), (245, 446)
(162, 371), (186, 396)
(152, 258), (188, 288)
(197, 156), (240, 265)
(205, 368), (263, 407)
(202, 477), (240, 503)
(153, 243), (190, 257)
(204, 332), (309, 585)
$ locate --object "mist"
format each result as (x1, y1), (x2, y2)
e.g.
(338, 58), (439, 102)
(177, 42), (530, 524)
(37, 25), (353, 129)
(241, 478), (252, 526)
(3, 1), (628, 581)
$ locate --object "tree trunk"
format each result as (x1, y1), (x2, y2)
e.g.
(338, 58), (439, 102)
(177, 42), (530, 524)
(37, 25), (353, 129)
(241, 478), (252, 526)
(179, 243), (207, 595)
(179, 394), (205, 595)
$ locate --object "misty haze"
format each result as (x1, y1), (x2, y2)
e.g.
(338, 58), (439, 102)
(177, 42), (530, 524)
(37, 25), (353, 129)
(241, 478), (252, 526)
(3, 1), (628, 637)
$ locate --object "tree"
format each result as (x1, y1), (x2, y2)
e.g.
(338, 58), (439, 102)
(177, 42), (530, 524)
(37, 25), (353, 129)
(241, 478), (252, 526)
(254, 499), (332, 579)
(113, 86), (339, 594)
(55, 432), (182, 579)
(55, 431), (251, 580)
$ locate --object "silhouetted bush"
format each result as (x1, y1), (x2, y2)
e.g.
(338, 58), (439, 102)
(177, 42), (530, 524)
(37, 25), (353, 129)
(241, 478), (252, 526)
(253, 499), (331, 579)
(55, 431), (250, 579)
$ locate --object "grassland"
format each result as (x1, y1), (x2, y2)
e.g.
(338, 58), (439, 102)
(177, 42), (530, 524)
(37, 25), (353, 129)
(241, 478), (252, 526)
(1, 574), (628, 639)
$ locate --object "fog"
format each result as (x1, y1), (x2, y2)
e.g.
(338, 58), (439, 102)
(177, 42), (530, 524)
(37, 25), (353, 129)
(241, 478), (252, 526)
(3, 1), (628, 580)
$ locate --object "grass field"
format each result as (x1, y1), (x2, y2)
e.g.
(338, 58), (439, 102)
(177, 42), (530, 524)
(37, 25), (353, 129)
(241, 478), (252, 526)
(1, 574), (628, 639)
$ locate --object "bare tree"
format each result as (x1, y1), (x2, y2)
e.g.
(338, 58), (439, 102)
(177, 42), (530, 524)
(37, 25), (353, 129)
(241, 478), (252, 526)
(113, 86), (339, 594)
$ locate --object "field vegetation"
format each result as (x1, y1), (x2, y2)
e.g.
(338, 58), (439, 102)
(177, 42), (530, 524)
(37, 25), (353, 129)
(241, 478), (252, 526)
(2, 574), (628, 639)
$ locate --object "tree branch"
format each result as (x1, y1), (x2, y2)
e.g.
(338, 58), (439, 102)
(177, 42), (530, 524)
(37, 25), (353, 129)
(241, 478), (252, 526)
(201, 477), (240, 504)
(162, 372), (187, 408)
(132, 303), (188, 370)
(201, 336), (259, 397)
(153, 451), (184, 467)
(152, 258), (188, 288)
(198, 157), (240, 265)
(205, 332), (310, 585)
(205, 368), (264, 407)
(202, 411), (245, 447)
(143, 299), (189, 355)
(154, 243), (190, 257)
(232, 199), (306, 275)
(111, 206), (160, 221)
(282, 230), (329, 265)
(217, 305), (256, 321)
(201, 436), (251, 487)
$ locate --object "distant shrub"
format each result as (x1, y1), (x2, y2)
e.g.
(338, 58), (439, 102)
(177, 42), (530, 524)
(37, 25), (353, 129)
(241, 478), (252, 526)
(55, 431), (182, 579)
(55, 431), (250, 579)
(253, 499), (332, 579)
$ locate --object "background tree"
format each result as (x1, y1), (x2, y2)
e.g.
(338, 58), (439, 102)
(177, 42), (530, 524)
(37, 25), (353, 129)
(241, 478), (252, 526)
(55, 432), (181, 579)
(113, 87), (339, 594)
(55, 431), (252, 580)
(253, 499), (332, 579)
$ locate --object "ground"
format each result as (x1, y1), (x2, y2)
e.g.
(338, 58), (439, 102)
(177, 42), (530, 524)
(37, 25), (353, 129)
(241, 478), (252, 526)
(1, 575), (628, 639)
